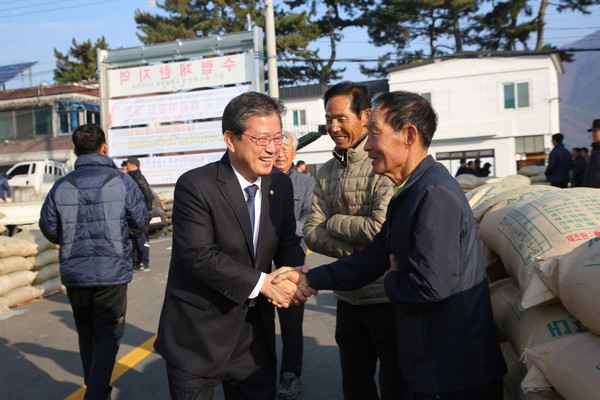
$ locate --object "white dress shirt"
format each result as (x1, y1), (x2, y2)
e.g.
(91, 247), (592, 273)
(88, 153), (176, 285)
(231, 166), (265, 299)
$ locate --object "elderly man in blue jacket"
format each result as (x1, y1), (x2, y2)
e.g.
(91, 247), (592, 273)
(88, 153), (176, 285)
(40, 124), (148, 400)
(275, 91), (507, 399)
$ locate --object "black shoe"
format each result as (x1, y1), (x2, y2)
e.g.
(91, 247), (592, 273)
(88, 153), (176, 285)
(278, 372), (302, 399)
(138, 263), (150, 272)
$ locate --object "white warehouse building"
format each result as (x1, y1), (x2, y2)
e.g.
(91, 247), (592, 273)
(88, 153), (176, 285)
(288, 51), (563, 178)
(385, 51), (563, 177)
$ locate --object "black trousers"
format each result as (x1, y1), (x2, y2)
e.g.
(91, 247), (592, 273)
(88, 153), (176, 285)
(335, 301), (407, 400)
(404, 379), (504, 400)
(550, 181), (568, 188)
(67, 284), (127, 400)
(165, 306), (276, 400)
(131, 232), (149, 265)
(276, 302), (304, 379)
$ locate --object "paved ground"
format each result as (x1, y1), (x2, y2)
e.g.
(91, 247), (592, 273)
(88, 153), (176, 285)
(0, 235), (345, 400)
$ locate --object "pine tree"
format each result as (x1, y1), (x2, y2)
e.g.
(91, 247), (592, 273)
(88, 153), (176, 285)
(134, 0), (361, 85)
(53, 37), (108, 83)
(134, 0), (263, 43)
(358, 0), (480, 78)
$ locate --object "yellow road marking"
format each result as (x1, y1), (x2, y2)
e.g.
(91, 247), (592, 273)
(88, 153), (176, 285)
(64, 335), (156, 400)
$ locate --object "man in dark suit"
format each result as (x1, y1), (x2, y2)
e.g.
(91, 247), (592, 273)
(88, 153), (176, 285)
(154, 91), (305, 400)
(276, 91), (507, 399)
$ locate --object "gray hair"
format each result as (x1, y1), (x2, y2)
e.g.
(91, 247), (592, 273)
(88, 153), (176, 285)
(282, 131), (298, 150)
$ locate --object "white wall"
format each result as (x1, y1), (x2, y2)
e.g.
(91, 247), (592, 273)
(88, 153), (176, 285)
(389, 54), (562, 176)
(281, 96), (325, 136)
(296, 134), (335, 167)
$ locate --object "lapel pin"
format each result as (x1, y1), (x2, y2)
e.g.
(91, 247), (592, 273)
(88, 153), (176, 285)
(270, 190), (274, 195)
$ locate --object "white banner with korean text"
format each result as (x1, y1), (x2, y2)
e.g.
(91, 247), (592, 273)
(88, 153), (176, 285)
(108, 85), (253, 127)
(108, 53), (256, 97)
(115, 152), (224, 185)
(108, 121), (223, 157)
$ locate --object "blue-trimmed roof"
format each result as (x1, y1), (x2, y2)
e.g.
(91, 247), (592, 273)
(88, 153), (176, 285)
(0, 62), (37, 86)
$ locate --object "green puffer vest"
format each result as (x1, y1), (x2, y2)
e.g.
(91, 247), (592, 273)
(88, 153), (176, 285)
(303, 136), (394, 305)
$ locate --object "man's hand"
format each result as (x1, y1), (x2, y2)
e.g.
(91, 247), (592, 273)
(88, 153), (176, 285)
(260, 268), (297, 308)
(353, 244), (365, 252)
(272, 265), (318, 305)
(386, 254), (399, 276)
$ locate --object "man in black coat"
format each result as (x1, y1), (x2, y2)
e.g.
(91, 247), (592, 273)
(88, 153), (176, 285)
(125, 157), (154, 271)
(545, 133), (572, 188)
(154, 92), (305, 400)
(583, 119), (600, 188)
(570, 148), (586, 187)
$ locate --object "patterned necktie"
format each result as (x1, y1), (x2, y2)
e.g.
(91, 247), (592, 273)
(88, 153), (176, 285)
(244, 184), (259, 235)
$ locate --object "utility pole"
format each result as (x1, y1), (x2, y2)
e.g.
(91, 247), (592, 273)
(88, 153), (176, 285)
(265, 0), (279, 98)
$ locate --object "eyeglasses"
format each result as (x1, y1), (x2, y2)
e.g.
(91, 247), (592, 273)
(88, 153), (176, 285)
(242, 133), (287, 146)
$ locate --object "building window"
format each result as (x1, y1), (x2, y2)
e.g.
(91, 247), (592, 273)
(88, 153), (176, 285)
(436, 149), (495, 176)
(35, 107), (52, 136)
(15, 109), (34, 139)
(515, 135), (544, 154)
(0, 111), (14, 139)
(504, 82), (530, 109)
(292, 109), (306, 126)
(57, 101), (99, 136)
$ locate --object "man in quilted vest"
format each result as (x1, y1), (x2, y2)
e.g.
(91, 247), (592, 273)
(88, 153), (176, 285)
(303, 82), (405, 399)
(39, 124), (148, 400)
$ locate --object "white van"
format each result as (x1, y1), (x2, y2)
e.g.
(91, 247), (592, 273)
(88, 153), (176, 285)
(6, 159), (67, 193)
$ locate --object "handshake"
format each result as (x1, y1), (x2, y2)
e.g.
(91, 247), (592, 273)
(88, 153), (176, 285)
(260, 266), (318, 308)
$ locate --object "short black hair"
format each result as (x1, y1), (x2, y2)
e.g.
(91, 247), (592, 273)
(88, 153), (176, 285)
(323, 82), (371, 118)
(72, 124), (106, 155)
(371, 91), (438, 148)
(552, 133), (564, 143)
(222, 92), (286, 139)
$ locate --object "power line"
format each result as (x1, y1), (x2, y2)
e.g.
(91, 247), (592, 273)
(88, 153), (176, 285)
(0, 0), (81, 13)
(0, 0), (118, 18)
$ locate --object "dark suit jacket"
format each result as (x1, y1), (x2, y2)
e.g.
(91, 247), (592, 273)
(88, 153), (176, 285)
(154, 153), (305, 376)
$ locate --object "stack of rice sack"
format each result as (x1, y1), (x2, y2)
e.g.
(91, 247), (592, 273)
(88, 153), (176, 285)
(157, 191), (174, 234)
(0, 227), (62, 315)
(466, 181), (559, 282)
(469, 182), (600, 399)
(456, 174), (489, 191)
(521, 239), (600, 400)
(457, 173), (532, 192)
(517, 165), (547, 185)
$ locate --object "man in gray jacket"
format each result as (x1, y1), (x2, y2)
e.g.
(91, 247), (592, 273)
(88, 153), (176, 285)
(273, 132), (315, 399)
(303, 82), (404, 399)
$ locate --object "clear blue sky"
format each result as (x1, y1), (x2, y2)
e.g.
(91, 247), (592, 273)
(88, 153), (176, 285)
(1, 0), (599, 90)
